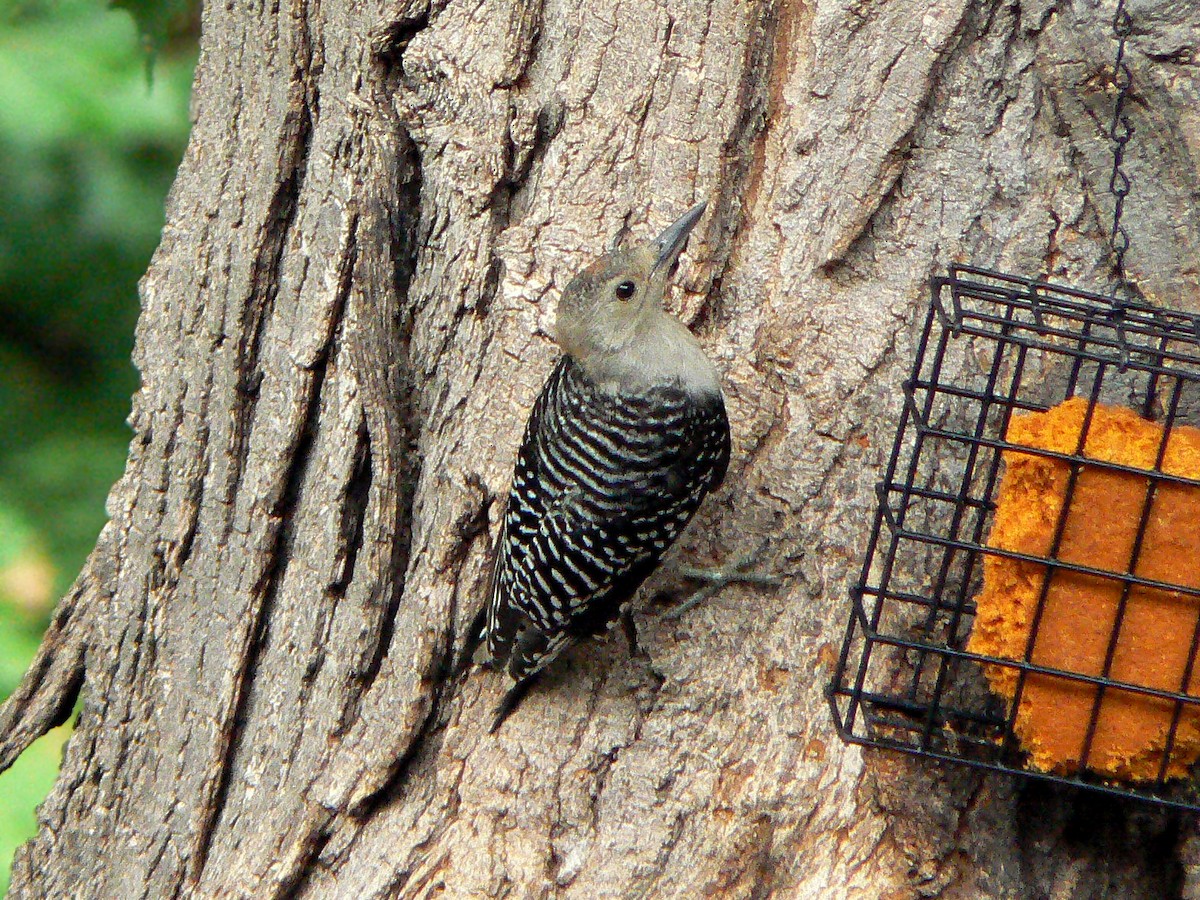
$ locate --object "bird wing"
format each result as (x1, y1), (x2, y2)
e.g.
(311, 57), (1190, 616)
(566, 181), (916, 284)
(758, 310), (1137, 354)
(485, 358), (729, 681)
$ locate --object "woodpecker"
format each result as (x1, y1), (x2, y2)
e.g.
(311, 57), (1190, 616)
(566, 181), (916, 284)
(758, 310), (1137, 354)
(464, 202), (729, 730)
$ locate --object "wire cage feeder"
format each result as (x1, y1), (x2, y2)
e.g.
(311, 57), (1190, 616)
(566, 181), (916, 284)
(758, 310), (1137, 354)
(828, 265), (1200, 811)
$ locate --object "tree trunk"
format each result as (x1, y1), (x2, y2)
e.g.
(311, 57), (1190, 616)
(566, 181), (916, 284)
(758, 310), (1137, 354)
(4, 0), (1200, 896)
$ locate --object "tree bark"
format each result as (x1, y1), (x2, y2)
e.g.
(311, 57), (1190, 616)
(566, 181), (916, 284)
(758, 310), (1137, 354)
(4, 0), (1200, 896)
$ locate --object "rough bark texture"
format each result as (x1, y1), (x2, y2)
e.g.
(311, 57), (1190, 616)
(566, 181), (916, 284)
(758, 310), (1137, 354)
(4, 0), (1200, 896)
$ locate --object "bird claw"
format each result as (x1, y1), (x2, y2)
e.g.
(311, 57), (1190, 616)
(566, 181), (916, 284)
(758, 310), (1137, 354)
(663, 554), (782, 620)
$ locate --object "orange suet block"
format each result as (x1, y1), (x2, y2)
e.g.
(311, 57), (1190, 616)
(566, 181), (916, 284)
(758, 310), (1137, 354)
(971, 398), (1200, 780)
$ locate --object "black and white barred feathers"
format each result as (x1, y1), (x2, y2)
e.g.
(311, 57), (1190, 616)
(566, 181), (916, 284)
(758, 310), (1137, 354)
(486, 356), (729, 684)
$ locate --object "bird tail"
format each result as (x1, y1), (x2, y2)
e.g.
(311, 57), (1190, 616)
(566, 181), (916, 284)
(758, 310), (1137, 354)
(489, 675), (538, 733)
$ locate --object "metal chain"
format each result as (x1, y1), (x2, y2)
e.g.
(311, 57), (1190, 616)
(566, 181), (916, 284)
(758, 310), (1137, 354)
(1107, 0), (1135, 297)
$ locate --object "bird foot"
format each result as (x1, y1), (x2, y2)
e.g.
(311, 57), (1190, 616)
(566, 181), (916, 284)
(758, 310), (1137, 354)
(663, 554), (782, 621)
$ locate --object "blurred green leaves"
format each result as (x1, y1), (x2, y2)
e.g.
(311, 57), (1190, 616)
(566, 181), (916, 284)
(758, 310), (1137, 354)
(0, 0), (196, 890)
(112, 0), (196, 63)
(0, 0), (196, 602)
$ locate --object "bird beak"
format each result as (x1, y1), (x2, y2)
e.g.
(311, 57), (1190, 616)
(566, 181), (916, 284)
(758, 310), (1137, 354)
(652, 201), (707, 274)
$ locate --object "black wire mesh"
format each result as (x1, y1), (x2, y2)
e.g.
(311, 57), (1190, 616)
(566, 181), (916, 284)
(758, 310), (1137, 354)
(828, 265), (1200, 811)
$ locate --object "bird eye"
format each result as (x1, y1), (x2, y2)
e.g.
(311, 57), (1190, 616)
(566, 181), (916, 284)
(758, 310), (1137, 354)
(615, 280), (636, 300)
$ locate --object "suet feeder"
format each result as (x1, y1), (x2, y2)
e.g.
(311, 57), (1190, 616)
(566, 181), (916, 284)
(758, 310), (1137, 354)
(828, 266), (1200, 811)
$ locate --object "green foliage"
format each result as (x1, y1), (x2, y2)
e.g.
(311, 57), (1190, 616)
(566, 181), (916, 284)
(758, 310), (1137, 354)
(0, 0), (196, 891)
(111, 0), (196, 65)
(0, 0), (196, 595)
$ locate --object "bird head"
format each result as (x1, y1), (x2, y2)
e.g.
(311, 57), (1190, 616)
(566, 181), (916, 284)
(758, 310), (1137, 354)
(554, 202), (707, 362)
